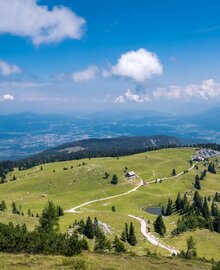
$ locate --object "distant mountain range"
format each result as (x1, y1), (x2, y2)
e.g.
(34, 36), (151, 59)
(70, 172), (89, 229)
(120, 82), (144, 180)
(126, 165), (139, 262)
(0, 107), (219, 160)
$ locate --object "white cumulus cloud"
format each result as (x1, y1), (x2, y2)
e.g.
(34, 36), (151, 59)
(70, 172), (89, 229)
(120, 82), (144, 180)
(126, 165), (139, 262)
(72, 66), (99, 82)
(153, 79), (220, 100)
(0, 60), (21, 76)
(0, 94), (14, 101)
(0, 0), (86, 46)
(114, 89), (151, 104)
(125, 89), (145, 103)
(111, 48), (163, 82)
(114, 95), (125, 103)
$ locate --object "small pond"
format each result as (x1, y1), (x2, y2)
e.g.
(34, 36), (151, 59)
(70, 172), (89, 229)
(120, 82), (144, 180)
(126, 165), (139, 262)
(144, 207), (162, 215)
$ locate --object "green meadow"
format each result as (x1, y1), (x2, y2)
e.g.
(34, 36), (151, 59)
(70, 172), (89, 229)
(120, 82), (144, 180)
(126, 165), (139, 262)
(0, 147), (220, 260)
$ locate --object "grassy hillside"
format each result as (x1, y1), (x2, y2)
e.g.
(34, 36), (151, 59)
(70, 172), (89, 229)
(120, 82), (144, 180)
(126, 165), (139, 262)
(0, 252), (212, 270)
(0, 147), (220, 260)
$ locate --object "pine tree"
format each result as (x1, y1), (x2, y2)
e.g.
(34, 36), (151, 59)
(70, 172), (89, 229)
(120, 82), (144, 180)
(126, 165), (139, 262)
(37, 201), (59, 234)
(165, 198), (173, 216)
(185, 236), (197, 259)
(211, 201), (219, 216)
(213, 216), (220, 233)
(113, 235), (126, 253)
(57, 205), (64, 216)
(111, 174), (118, 185)
(172, 169), (176, 176)
(94, 230), (111, 251)
(193, 191), (203, 209)
(27, 209), (31, 217)
(12, 201), (19, 214)
(128, 222), (137, 246)
(208, 163), (216, 174)
(202, 196), (210, 219)
(153, 215), (166, 237)
(1, 200), (6, 211)
(111, 205), (116, 212)
(104, 172), (109, 179)
(84, 216), (95, 239)
(175, 192), (182, 211)
(121, 230), (126, 242)
(93, 217), (100, 237)
(125, 223), (129, 241)
(194, 175), (201, 190)
(161, 205), (165, 216)
(214, 192), (220, 202)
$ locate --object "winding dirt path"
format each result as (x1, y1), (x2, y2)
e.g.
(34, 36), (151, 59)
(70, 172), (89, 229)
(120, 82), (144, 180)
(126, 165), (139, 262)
(66, 178), (144, 213)
(128, 214), (179, 255)
(66, 163), (194, 254)
(67, 164), (194, 213)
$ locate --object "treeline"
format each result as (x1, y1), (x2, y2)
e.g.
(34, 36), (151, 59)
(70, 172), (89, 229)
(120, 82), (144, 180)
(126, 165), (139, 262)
(15, 144), (179, 171)
(161, 191), (220, 235)
(0, 201), (88, 256)
(0, 201), (130, 256)
(0, 143), (180, 181)
(194, 143), (220, 152)
(69, 217), (135, 252)
(0, 160), (14, 183)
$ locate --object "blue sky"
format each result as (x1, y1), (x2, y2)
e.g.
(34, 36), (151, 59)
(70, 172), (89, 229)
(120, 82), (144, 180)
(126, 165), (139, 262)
(1, 0), (220, 114)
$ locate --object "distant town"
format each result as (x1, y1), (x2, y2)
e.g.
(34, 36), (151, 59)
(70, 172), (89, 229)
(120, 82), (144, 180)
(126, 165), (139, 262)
(192, 148), (220, 162)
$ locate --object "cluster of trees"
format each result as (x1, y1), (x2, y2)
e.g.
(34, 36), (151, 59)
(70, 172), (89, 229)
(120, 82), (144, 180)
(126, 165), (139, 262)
(0, 160), (14, 184)
(194, 169), (207, 190)
(214, 192), (220, 202)
(165, 191), (220, 235)
(72, 217), (126, 253)
(0, 201), (88, 256)
(194, 143), (220, 152)
(121, 222), (137, 246)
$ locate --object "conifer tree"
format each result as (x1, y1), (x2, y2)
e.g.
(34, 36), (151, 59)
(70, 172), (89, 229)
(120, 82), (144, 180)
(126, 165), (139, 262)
(57, 205), (64, 216)
(165, 198), (173, 216)
(153, 215), (166, 237)
(213, 216), (220, 233)
(128, 222), (137, 246)
(37, 201), (59, 234)
(111, 205), (116, 212)
(161, 205), (165, 216)
(185, 236), (197, 259)
(94, 230), (111, 251)
(111, 174), (118, 185)
(12, 201), (19, 214)
(202, 196), (210, 219)
(121, 230), (126, 242)
(175, 192), (182, 211)
(194, 175), (201, 190)
(125, 223), (129, 241)
(193, 191), (203, 209)
(1, 200), (6, 211)
(113, 235), (126, 253)
(211, 201), (219, 216)
(27, 209), (31, 217)
(84, 216), (95, 239)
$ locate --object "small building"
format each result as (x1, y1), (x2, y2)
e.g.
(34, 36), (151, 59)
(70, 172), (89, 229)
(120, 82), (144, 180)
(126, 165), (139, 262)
(126, 171), (136, 178)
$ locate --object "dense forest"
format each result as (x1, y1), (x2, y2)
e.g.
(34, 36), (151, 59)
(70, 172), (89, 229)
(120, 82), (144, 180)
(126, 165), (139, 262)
(161, 191), (220, 235)
(0, 136), (182, 179)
